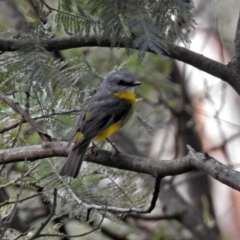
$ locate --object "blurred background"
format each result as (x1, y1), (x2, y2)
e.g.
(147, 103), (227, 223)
(1, 0), (240, 239)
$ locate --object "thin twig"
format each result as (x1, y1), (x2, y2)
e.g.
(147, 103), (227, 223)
(106, 138), (119, 152)
(11, 118), (24, 148)
(49, 150), (161, 215)
(29, 188), (58, 240)
(126, 213), (178, 221)
(0, 91), (52, 141)
(0, 160), (27, 238)
(0, 163), (40, 189)
(38, 203), (106, 238)
(0, 193), (42, 207)
(13, 227), (34, 240)
(0, 109), (80, 134)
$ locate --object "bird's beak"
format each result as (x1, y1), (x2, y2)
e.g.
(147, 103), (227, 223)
(133, 81), (141, 86)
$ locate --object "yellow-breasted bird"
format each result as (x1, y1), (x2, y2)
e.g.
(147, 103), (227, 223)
(59, 70), (141, 178)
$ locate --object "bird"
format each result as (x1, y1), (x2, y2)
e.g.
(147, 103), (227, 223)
(59, 70), (141, 178)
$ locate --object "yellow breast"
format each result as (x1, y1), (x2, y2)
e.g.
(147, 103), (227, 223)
(76, 92), (136, 142)
(94, 123), (122, 141)
(95, 92), (136, 141)
(113, 92), (136, 104)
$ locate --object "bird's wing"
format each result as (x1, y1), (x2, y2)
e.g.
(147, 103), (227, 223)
(79, 96), (132, 140)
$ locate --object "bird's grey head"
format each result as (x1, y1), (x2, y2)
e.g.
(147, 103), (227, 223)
(101, 70), (141, 93)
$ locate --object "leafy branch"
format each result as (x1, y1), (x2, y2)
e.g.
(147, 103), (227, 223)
(1, 35), (239, 95)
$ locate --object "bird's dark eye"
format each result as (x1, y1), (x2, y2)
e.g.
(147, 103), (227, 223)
(117, 79), (125, 85)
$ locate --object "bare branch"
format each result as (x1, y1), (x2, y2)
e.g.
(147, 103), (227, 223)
(1, 142), (240, 193)
(0, 142), (69, 164)
(234, 9), (240, 62)
(0, 193), (42, 207)
(126, 213), (178, 221)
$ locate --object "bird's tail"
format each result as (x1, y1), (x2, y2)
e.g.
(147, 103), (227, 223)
(59, 139), (91, 178)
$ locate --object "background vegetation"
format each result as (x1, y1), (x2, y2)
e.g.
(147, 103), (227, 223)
(0, 0), (240, 239)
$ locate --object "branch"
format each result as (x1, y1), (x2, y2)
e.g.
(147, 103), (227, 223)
(0, 109), (80, 134)
(0, 163), (39, 189)
(84, 176), (161, 214)
(29, 188), (57, 240)
(0, 163), (26, 238)
(38, 206), (106, 239)
(1, 142), (240, 193)
(0, 189), (30, 232)
(0, 193), (42, 207)
(126, 213), (178, 221)
(113, 132), (219, 239)
(1, 35), (240, 94)
(0, 91), (52, 141)
(234, 9), (240, 62)
(56, 157), (161, 215)
(160, 181), (219, 240)
(0, 142), (69, 163)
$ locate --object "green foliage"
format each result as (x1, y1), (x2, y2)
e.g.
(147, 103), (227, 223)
(29, 158), (149, 225)
(0, 0), (193, 237)
(0, 38), (177, 237)
(0, 44), (99, 145)
(2, 229), (30, 240)
(53, 0), (194, 59)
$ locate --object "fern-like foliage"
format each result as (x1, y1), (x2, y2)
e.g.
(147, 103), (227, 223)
(2, 229), (29, 240)
(0, 0), (194, 236)
(55, 1), (100, 37)
(29, 158), (149, 225)
(43, 0), (194, 59)
(0, 20), (100, 144)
